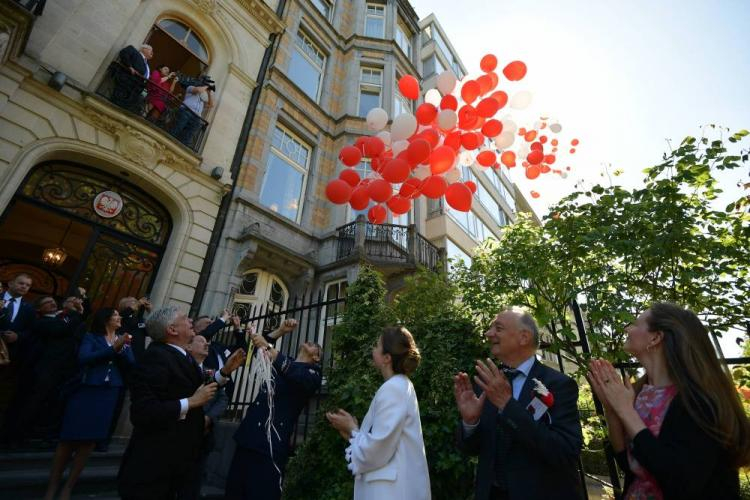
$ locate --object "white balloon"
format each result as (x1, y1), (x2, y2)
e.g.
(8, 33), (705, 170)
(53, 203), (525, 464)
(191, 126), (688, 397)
(413, 165), (431, 180)
(444, 168), (461, 183)
(436, 70), (457, 95)
(560, 172), (568, 179)
(549, 123), (562, 133)
(391, 113), (418, 141)
(510, 91), (533, 110)
(366, 107), (388, 131)
(376, 130), (391, 146)
(501, 118), (517, 135)
(494, 131), (515, 150)
(460, 150), (474, 167)
(392, 139), (409, 155)
(437, 109), (458, 131)
(425, 88), (442, 107)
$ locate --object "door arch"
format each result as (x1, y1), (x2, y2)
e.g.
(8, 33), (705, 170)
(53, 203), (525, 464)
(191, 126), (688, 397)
(0, 161), (172, 311)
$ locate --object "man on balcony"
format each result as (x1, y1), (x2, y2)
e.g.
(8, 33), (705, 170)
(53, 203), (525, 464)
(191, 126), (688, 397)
(171, 84), (212, 148)
(113, 44), (153, 114)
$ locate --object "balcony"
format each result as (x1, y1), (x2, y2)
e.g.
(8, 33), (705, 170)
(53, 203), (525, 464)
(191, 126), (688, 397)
(335, 216), (443, 272)
(95, 61), (208, 153)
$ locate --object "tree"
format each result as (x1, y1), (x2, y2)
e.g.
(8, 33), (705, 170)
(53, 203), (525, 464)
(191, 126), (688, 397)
(454, 130), (750, 368)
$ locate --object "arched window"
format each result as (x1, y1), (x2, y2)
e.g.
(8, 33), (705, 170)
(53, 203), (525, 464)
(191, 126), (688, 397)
(157, 19), (209, 62)
(145, 18), (209, 81)
(231, 270), (289, 331)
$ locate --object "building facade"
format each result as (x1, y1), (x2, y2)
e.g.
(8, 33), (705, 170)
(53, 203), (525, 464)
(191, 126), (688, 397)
(0, 0), (283, 310)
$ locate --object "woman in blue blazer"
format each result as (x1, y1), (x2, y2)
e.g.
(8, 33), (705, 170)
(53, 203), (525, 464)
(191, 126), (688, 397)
(44, 307), (135, 500)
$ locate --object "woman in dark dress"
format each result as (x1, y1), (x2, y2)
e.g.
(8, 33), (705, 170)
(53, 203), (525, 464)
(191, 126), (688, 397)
(588, 303), (750, 499)
(44, 308), (134, 500)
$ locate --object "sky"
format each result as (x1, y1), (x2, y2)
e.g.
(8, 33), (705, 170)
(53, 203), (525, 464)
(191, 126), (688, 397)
(409, 0), (750, 355)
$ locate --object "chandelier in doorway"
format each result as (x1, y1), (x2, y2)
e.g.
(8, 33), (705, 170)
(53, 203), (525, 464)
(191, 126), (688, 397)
(42, 220), (71, 268)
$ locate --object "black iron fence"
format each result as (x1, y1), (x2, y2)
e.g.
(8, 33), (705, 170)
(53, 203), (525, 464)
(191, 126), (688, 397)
(95, 61), (208, 153)
(212, 290), (346, 447)
(335, 217), (442, 271)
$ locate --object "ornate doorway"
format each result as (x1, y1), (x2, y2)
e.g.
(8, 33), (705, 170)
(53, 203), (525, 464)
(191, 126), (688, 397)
(0, 162), (172, 310)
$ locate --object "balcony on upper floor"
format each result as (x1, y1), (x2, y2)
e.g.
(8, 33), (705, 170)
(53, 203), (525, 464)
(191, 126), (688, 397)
(94, 61), (208, 154)
(334, 216), (443, 274)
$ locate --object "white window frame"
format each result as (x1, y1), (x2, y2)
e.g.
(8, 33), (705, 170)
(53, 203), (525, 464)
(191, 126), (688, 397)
(365, 3), (386, 38)
(395, 20), (412, 58)
(291, 29), (326, 103)
(393, 83), (412, 116)
(358, 67), (383, 117)
(310, 0), (333, 20)
(319, 279), (348, 347)
(259, 125), (312, 223)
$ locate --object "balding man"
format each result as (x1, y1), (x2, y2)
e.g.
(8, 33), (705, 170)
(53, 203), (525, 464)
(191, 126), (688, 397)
(454, 307), (583, 500)
(118, 307), (245, 500)
(114, 44), (153, 112)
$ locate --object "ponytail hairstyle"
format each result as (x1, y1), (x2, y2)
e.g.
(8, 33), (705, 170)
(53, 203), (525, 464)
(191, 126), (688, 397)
(646, 302), (750, 467)
(381, 326), (421, 376)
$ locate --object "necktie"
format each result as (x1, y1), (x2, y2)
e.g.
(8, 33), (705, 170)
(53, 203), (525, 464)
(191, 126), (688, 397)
(494, 364), (520, 492)
(186, 353), (203, 378)
(6, 297), (16, 322)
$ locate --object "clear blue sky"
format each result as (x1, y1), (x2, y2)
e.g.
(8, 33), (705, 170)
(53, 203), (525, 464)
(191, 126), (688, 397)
(410, 0), (750, 354)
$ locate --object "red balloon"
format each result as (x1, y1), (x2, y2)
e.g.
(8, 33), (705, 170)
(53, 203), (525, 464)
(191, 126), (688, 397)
(487, 72), (499, 90)
(398, 75), (419, 100)
(367, 178), (392, 203)
(339, 169), (361, 187)
(551, 139), (559, 146)
(460, 132), (482, 151)
(339, 146), (362, 167)
(458, 104), (479, 130)
(444, 130), (462, 151)
(476, 98), (500, 118)
(539, 135), (548, 144)
(481, 119), (503, 138)
(461, 80), (480, 104)
(400, 177), (422, 199)
(363, 136), (386, 158)
(500, 151), (516, 168)
(415, 103), (438, 126)
(526, 165), (541, 179)
(489, 90), (508, 109)
(480, 54), (498, 73)
(527, 150), (544, 165)
(570, 148), (577, 154)
(420, 175), (448, 199)
(382, 158), (411, 183)
(476, 150), (497, 167)
(349, 185), (369, 210)
(524, 130), (538, 142)
(419, 128), (441, 148)
(387, 195), (411, 215)
(429, 146), (457, 174)
(465, 180), (477, 194)
(544, 154), (556, 165)
(440, 95), (458, 111)
(368, 204), (387, 224)
(530, 141), (544, 151)
(502, 60), (527, 81)
(407, 139), (431, 166)
(541, 164), (551, 173)
(325, 179), (352, 204)
(477, 74), (493, 95)
(530, 190), (541, 199)
(571, 138), (580, 146)
(395, 149), (411, 165)
(445, 183), (473, 212)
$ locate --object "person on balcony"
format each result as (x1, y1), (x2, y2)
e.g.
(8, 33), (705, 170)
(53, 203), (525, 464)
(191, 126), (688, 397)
(171, 84), (212, 148)
(146, 64), (176, 121)
(113, 44), (153, 114)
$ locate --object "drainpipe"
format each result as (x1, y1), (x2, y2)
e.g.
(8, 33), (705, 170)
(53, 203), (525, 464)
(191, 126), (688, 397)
(190, 0), (287, 316)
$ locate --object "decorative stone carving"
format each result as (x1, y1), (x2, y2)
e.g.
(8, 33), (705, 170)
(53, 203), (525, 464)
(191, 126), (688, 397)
(192, 0), (217, 15)
(117, 126), (160, 167)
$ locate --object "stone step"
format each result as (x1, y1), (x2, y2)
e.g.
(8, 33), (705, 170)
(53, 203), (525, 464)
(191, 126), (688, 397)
(0, 464), (119, 499)
(0, 445), (126, 472)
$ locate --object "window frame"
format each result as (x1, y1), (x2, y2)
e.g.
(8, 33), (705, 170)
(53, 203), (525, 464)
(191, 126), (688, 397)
(310, 0), (333, 21)
(289, 29), (327, 103)
(395, 20), (412, 58)
(358, 67), (383, 117)
(364, 3), (386, 38)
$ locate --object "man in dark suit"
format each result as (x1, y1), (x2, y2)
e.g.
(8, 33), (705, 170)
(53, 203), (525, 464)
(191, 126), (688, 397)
(454, 307), (583, 500)
(118, 296), (152, 361)
(117, 306), (246, 500)
(113, 44), (153, 112)
(225, 321), (322, 500)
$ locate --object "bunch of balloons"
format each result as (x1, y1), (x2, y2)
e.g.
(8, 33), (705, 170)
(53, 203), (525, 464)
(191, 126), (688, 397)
(325, 54), (579, 224)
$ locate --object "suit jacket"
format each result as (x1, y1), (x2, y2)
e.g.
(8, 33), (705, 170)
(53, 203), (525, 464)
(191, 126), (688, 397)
(32, 312), (84, 379)
(118, 45), (148, 77)
(118, 306), (148, 361)
(348, 374), (431, 500)
(118, 342), (206, 495)
(204, 341), (238, 398)
(616, 394), (739, 499)
(457, 360), (583, 500)
(1, 298), (37, 362)
(234, 352), (321, 463)
(78, 333), (135, 387)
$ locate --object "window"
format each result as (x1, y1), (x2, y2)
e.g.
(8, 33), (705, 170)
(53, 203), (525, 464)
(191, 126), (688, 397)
(423, 54), (445, 78)
(318, 279), (347, 355)
(393, 86), (411, 116)
(231, 270), (289, 321)
(288, 30), (325, 102)
(157, 19), (209, 62)
(395, 21), (412, 58)
(445, 238), (471, 271)
(451, 60), (464, 80)
(359, 67), (382, 117)
(431, 26), (452, 64)
(311, 0), (332, 19)
(365, 4), (385, 37)
(260, 126), (311, 222)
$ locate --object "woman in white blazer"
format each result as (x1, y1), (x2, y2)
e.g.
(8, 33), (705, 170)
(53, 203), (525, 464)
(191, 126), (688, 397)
(326, 326), (431, 500)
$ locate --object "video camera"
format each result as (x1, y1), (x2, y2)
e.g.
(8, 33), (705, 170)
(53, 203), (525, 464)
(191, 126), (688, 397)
(176, 73), (216, 92)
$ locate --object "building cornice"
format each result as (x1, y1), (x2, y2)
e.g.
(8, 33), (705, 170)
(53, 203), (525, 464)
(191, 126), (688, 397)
(233, 0), (286, 35)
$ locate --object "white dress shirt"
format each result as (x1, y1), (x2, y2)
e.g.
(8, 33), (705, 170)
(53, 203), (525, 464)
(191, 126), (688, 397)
(2, 291), (20, 322)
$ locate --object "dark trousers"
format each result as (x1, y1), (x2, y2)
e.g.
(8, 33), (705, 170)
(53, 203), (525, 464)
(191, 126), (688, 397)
(491, 484), (510, 500)
(171, 107), (201, 146)
(119, 462), (200, 500)
(225, 448), (283, 500)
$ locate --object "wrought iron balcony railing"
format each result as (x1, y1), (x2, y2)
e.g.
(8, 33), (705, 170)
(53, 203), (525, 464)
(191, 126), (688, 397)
(336, 217), (442, 271)
(95, 61), (208, 153)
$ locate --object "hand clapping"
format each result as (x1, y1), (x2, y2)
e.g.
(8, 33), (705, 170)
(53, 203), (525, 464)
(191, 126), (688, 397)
(587, 358), (635, 417)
